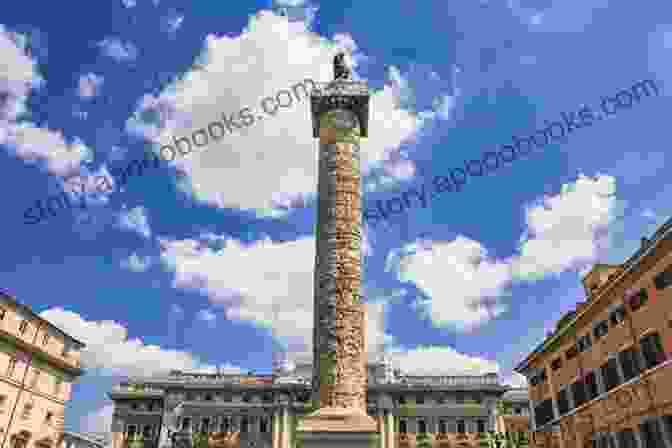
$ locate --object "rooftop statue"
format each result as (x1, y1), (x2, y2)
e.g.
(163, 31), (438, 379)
(333, 52), (351, 80)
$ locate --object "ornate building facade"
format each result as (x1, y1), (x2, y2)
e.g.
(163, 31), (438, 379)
(515, 216), (672, 448)
(0, 291), (85, 448)
(109, 360), (512, 448)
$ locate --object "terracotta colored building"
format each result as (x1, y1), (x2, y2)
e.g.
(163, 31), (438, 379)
(514, 217), (672, 448)
(0, 292), (85, 448)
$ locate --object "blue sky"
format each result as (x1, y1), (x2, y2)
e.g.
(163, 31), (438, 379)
(1, 0), (671, 439)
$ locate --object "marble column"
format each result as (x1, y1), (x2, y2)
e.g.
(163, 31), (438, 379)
(296, 62), (377, 448)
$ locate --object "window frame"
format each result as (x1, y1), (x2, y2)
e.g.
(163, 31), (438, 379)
(654, 265), (672, 290)
(18, 320), (29, 335)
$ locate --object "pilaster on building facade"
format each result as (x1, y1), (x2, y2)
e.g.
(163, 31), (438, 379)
(515, 216), (672, 448)
(108, 367), (512, 448)
(0, 291), (85, 448)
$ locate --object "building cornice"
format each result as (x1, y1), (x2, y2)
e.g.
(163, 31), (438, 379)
(0, 328), (83, 377)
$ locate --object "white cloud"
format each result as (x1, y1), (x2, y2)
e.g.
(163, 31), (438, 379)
(386, 237), (511, 331)
(3, 122), (92, 177)
(386, 174), (621, 330)
(159, 235), (393, 361)
(78, 73), (104, 99)
(120, 253), (153, 272)
(0, 25), (43, 121)
(40, 308), (219, 377)
(387, 345), (499, 376)
(511, 174), (620, 281)
(126, 11), (431, 216)
(98, 38), (138, 62)
(116, 206), (151, 238)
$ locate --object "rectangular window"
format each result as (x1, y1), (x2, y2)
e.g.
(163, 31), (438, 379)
(439, 420), (447, 434)
(641, 332), (666, 369)
(594, 320), (609, 339)
(654, 265), (672, 290)
(619, 347), (642, 381)
(557, 389), (570, 415)
(578, 334), (593, 352)
(566, 346), (578, 360)
(551, 358), (562, 371)
(221, 417), (231, 433)
(127, 425), (137, 436)
(0, 309), (5, 321)
(260, 417), (268, 433)
(6, 358), (16, 377)
(572, 379), (587, 407)
(418, 419), (426, 434)
(534, 399), (554, 428)
(42, 333), (50, 346)
(610, 305), (627, 326)
(601, 358), (621, 392)
(457, 420), (465, 433)
(617, 429), (637, 448)
(663, 415), (672, 444)
(201, 418), (210, 433)
(399, 419), (407, 434)
(477, 420), (486, 433)
(19, 320), (28, 335)
(181, 417), (191, 431)
(143, 425), (152, 438)
(585, 371), (599, 400)
(240, 417), (248, 433)
(640, 419), (666, 448)
(416, 395), (425, 404)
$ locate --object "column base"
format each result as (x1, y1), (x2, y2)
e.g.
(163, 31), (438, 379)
(297, 407), (379, 448)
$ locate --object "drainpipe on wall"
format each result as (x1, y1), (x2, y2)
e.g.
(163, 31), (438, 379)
(1, 320), (46, 448)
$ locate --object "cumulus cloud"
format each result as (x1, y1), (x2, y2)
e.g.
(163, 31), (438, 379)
(0, 25), (43, 121)
(78, 73), (104, 99)
(159, 235), (392, 361)
(98, 38), (138, 62)
(126, 11), (434, 216)
(387, 345), (499, 376)
(386, 174), (621, 329)
(40, 308), (219, 377)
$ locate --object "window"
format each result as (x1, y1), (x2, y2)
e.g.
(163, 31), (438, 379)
(477, 420), (486, 433)
(534, 399), (555, 428)
(205, 394), (213, 401)
(0, 309), (5, 321)
(438, 420), (447, 435)
(416, 394), (424, 404)
(619, 347), (642, 381)
(6, 358), (16, 377)
(601, 358), (621, 392)
(654, 265), (672, 290)
(617, 429), (638, 448)
(399, 419), (407, 434)
(418, 419), (426, 434)
(457, 420), (466, 433)
(551, 358), (562, 371)
(585, 371), (599, 400)
(0, 395), (6, 410)
(566, 346), (578, 360)
(241, 417), (248, 433)
(571, 379), (587, 407)
(45, 411), (53, 424)
(557, 389), (570, 415)
(131, 403), (139, 410)
(143, 425), (152, 438)
(242, 395), (251, 403)
(663, 415), (672, 444)
(609, 305), (627, 326)
(185, 392), (195, 401)
(628, 289), (649, 312)
(221, 417), (231, 433)
(61, 344), (70, 357)
(515, 408), (522, 415)
(21, 403), (33, 419)
(594, 320), (609, 339)
(398, 396), (406, 405)
(260, 417), (268, 433)
(127, 425), (137, 436)
(640, 332), (666, 369)
(200, 418), (210, 433)
(18, 321), (28, 335)
(640, 419), (666, 448)
(223, 394), (232, 402)
(577, 334), (592, 353)
(41, 333), (50, 346)
(181, 417), (191, 431)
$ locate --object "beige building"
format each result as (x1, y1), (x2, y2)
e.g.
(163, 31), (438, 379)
(0, 291), (85, 448)
(515, 216), (672, 448)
